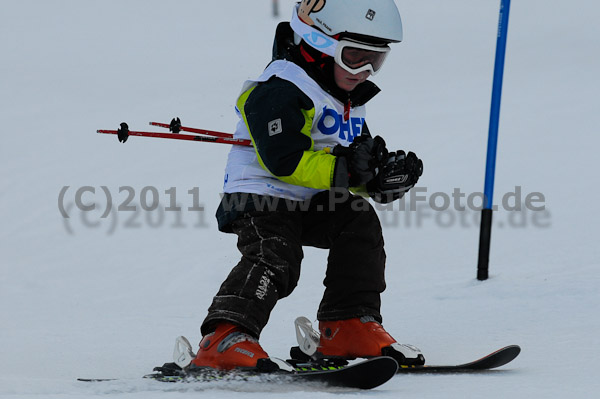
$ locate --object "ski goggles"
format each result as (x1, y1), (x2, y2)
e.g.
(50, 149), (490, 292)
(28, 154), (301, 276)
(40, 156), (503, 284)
(290, 6), (391, 75)
(334, 40), (390, 75)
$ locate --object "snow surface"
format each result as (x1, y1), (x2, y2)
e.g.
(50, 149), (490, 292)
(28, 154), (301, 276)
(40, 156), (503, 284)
(1, 0), (599, 397)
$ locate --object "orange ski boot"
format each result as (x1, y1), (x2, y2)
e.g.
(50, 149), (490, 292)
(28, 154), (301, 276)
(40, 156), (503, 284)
(317, 316), (425, 366)
(189, 323), (273, 371)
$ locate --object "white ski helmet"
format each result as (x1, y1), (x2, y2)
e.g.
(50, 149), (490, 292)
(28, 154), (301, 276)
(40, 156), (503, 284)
(297, 0), (403, 43)
(291, 0), (403, 75)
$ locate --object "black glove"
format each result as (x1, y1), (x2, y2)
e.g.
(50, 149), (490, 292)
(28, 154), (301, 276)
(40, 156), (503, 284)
(367, 150), (423, 203)
(332, 135), (388, 187)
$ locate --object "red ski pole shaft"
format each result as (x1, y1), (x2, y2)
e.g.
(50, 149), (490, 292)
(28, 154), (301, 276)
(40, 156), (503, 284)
(96, 129), (251, 146)
(149, 122), (235, 139)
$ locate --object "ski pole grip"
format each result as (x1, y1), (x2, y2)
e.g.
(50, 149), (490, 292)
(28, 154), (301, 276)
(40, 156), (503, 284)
(117, 122), (129, 143)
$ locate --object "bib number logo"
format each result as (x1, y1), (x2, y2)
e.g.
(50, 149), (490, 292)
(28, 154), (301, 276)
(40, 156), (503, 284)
(317, 107), (365, 143)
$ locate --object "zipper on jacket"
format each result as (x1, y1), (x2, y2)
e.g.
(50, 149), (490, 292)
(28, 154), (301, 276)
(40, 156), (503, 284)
(344, 97), (351, 121)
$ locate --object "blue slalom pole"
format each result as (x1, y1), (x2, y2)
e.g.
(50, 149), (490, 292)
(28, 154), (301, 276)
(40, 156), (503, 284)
(477, 0), (511, 281)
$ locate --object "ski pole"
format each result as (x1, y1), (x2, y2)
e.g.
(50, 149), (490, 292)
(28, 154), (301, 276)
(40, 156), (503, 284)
(97, 123), (251, 146)
(477, 0), (511, 281)
(149, 118), (235, 139)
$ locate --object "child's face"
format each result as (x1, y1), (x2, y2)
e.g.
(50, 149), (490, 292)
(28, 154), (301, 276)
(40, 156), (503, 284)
(333, 63), (371, 92)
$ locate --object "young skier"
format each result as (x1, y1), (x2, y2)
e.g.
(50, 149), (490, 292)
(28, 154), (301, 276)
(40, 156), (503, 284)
(190, 0), (424, 371)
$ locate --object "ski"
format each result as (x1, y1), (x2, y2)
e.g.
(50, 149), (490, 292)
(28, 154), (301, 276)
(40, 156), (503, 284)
(290, 317), (520, 373)
(396, 345), (521, 373)
(155, 356), (397, 389)
(78, 356), (399, 390)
